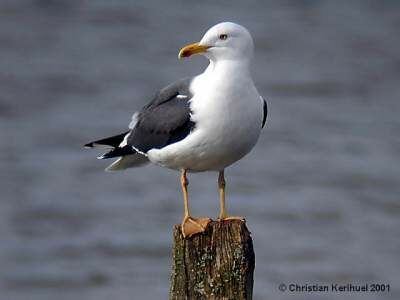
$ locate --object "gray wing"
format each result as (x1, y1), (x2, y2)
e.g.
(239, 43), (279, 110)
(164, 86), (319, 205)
(262, 97), (268, 128)
(91, 78), (195, 160)
(127, 77), (195, 153)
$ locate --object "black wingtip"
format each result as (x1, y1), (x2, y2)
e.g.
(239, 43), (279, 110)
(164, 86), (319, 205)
(96, 146), (136, 160)
(84, 131), (130, 149)
(84, 142), (94, 149)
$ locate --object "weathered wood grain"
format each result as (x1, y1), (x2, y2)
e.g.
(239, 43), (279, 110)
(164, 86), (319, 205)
(170, 220), (255, 300)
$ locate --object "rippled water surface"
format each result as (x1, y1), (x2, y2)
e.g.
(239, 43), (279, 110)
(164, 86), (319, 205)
(1, 1), (400, 299)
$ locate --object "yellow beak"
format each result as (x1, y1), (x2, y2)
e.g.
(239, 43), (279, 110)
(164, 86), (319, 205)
(178, 42), (210, 59)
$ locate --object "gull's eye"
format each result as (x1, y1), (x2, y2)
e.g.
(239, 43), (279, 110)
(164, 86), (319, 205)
(219, 34), (228, 40)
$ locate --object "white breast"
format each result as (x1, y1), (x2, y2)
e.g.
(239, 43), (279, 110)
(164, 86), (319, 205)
(148, 62), (263, 172)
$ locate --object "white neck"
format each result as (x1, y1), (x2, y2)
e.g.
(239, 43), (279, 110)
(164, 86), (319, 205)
(204, 59), (251, 78)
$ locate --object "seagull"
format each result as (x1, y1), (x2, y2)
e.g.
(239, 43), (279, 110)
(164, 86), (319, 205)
(85, 22), (268, 238)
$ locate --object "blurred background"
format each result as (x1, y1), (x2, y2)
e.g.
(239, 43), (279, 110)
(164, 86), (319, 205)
(1, 1), (400, 299)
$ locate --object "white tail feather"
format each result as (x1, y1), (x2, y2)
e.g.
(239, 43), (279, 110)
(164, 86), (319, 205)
(105, 154), (149, 172)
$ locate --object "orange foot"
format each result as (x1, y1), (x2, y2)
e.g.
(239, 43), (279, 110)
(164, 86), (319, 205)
(218, 216), (246, 222)
(181, 216), (211, 238)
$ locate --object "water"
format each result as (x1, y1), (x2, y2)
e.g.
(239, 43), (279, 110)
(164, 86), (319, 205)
(1, 1), (400, 299)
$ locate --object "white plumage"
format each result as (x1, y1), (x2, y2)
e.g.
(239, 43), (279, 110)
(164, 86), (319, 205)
(148, 60), (263, 171)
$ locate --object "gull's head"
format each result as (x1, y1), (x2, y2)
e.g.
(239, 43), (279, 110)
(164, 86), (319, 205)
(178, 22), (254, 63)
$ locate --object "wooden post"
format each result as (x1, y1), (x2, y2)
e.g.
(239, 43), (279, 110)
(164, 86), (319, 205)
(169, 220), (255, 300)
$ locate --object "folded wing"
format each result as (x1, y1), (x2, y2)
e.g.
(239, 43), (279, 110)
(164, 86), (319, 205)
(84, 78), (195, 170)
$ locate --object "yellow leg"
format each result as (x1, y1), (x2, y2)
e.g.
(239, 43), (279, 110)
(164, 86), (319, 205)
(218, 170), (245, 222)
(180, 169), (211, 238)
(181, 169), (190, 218)
(218, 170), (227, 219)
